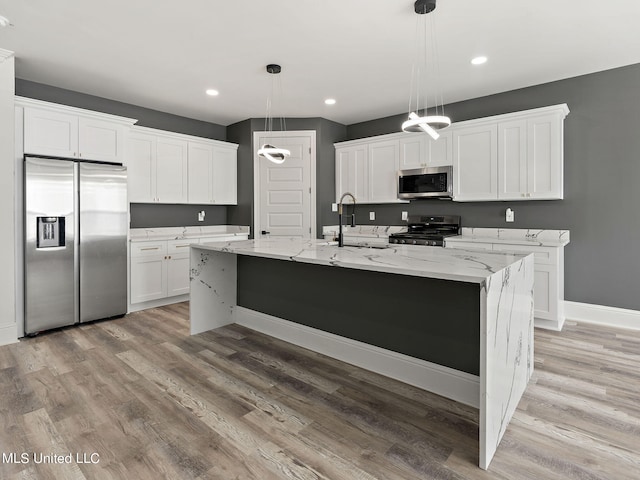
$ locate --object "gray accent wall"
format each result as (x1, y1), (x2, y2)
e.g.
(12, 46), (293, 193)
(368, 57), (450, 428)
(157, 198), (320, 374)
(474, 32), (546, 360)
(238, 255), (480, 375)
(129, 204), (227, 228)
(344, 63), (640, 312)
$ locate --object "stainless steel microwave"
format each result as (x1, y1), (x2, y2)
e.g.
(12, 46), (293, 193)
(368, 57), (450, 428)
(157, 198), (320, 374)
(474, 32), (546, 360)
(398, 166), (453, 199)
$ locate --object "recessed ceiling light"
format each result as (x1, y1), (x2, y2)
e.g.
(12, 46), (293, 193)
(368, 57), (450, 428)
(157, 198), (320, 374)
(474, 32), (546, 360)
(0, 15), (11, 27)
(324, 98), (336, 105)
(471, 56), (488, 65)
(205, 89), (219, 96)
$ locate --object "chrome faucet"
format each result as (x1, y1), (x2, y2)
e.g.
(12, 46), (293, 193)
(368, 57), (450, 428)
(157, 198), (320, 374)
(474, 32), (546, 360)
(338, 192), (356, 247)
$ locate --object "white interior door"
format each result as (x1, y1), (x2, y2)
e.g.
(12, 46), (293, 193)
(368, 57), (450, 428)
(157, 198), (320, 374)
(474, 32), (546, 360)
(255, 132), (315, 239)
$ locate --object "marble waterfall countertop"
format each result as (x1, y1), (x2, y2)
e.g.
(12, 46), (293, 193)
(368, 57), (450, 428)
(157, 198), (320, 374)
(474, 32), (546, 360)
(194, 237), (530, 284)
(447, 227), (570, 247)
(130, 225), (250, 242)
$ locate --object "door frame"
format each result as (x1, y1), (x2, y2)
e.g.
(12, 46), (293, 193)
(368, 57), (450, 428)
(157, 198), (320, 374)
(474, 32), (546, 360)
(252, 130), (317, 239)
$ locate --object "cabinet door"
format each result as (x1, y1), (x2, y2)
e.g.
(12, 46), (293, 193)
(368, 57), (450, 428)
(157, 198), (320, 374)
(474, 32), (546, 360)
(156, 137), (188, 203)
(166, 254), (191, 297)
(187, 142), (213, 204)
(335, 145), (368, 203)
(533, 263), (557, 320)
(130, 255), (167, 303)
(126, 133), (156, 203)
(527, 113), (563, 199)
(78, 117), (124, 162)
(368, 140), (399, 202)
(212, 146), (238, 204)
(427, 130), (453, 167)
(453, 124), (498, 201)
(399, 135), (426, 169)
(24, 108), (78, 157)
(498, 119), (528, 200)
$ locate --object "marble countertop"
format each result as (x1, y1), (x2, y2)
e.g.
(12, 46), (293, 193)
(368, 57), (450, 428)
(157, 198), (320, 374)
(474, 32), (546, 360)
(447, 228), (570, 247)
(194, 237), (531, 284)
(130, 225), (250, 242)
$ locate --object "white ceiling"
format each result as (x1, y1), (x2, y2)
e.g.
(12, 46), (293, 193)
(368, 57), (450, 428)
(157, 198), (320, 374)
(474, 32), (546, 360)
(1, 0), (639, 126)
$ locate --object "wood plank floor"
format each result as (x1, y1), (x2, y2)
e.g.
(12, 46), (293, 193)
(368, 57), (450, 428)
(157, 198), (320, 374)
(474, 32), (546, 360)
(1, 303), (639, 479)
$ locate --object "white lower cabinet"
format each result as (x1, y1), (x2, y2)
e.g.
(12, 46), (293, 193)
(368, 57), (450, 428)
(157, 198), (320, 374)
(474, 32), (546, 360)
(130, 241), (168, 304)
(130, 234), (248, 310)
(445, 239), (565, 330)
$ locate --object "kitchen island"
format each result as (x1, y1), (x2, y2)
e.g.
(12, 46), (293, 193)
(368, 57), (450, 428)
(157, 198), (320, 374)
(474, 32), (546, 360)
(190, 238), (534, 470)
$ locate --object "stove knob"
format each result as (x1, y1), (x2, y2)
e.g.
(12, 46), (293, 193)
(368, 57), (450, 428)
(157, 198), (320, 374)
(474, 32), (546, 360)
(412, 240), (417, 245)
(400, 239), (405, 244)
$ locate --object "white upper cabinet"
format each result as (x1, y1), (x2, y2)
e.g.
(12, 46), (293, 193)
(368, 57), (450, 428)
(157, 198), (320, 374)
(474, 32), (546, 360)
(498, 111), (565, 200)
(399, 135), (425, 169)
(454, 104), (569, 202)
(368, 140), (399, 202)
(127, 126), (237, 205)
(212, 145), (238, 204)
(453, 124), (498, 201)
(20, 98), (135, 163)
(155, 136), (188, 203)
(126, 132), (155, 203)
(336, 144), (368, 203)
(188, 142), (213, 204)
(526, 112), (564, 199)
(335, 137), (407, 204)
(497, 119), (528, 199)
(399, 131), (452, 169)
(187, 142), (238, 204)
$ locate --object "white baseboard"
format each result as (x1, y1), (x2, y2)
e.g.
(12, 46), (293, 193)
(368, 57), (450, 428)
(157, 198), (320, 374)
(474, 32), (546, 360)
(0, 323), (18, 346)
(233, 306), (480, 408)
(128, 294), (190, 313)
(565, 301), (640, 331)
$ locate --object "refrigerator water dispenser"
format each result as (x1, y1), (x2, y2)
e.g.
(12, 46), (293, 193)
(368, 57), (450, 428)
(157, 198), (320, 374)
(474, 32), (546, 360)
(37, 216), (65, 248)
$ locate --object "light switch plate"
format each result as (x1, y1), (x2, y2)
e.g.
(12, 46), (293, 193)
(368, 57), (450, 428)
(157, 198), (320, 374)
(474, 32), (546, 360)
(401, 211), (408, 221)
(369, 211), (375, 221)
(332, 203), (338, 212)
(198, 210), (206, 222)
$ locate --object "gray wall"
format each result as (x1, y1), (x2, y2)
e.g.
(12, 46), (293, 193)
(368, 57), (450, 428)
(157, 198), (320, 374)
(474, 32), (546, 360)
(227, 117), (346, 237)
(344, 63), (640, 312)
(16, 79), (230, 228)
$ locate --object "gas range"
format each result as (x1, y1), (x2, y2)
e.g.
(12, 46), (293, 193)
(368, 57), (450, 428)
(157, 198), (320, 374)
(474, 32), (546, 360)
(388, 215), (461, 247)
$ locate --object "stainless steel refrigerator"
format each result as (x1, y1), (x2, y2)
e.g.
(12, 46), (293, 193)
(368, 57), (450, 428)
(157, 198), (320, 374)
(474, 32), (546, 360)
(24, 156), (128, 334)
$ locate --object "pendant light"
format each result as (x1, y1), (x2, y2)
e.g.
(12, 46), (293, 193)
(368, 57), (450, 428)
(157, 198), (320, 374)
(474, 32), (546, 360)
(402, 0), (451, 140)
(257, 64), (290, 164)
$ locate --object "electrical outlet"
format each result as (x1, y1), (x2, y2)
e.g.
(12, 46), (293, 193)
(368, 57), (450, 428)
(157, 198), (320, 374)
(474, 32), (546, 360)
(198, 210), (206, 222)
(505, 208), (514, 223)
(369, 211), (375, 221)
(331, 203), (338, 212)
(401, 211), (408, 221)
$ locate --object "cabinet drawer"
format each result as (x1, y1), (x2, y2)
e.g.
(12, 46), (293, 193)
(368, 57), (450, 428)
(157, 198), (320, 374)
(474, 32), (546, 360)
(491, 243), (557, 265)
(167, 239), (197, 254)
(130, 242), (167, 257)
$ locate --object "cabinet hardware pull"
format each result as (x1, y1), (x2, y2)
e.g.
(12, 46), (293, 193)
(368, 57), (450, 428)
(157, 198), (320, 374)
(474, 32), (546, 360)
(140, 247), (160, 251)
(175, 244), (190, 248)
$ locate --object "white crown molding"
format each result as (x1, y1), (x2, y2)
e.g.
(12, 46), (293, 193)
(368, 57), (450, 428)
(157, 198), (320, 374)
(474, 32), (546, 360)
(131, 125), (238, 149)
(565, 301), (640, 331)
(14, 95), (138, 126)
